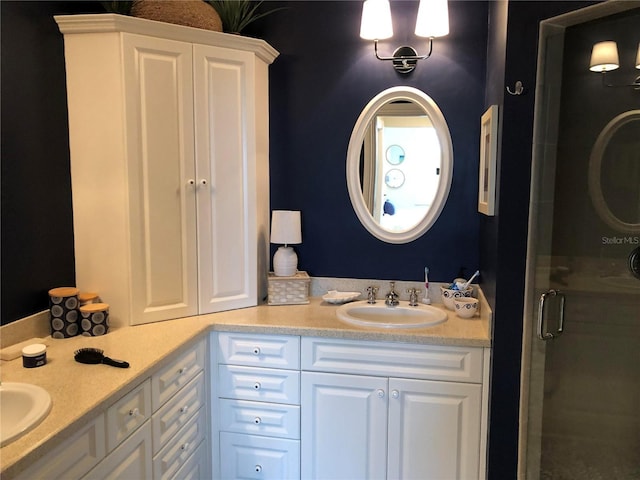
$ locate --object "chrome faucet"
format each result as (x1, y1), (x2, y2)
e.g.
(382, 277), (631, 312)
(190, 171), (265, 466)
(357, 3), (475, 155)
(366, 286), (379, 304)
(385, 282), (400, 307)
(407, 287), (420, 307)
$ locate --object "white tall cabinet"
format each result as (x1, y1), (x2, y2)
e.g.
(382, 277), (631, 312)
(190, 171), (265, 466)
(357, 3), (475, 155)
(55, 14), (278, 326)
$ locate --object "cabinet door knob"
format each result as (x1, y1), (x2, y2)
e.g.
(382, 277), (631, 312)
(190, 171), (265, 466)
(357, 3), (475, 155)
(253, 382), (261, 390)
(180, 442), (189, 451)
(128, 408), (144, 419)
(252, 347), (261, 355)
(179, 405), (189, 414)
(391, 390), (399, 399)
(199, 179), (208, 185)
(187, 179), (195, 186)
(178, 367), (187, 375)
(255, 465), (262, 473)
(377, 389), (385, 398)
(254, 417), (261, 424)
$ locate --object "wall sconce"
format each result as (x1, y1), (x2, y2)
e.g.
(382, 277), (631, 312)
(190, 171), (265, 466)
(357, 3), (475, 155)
(270, 210), (302, 277)
(589, 41), (640, 90)
(360, 0), (449, 74)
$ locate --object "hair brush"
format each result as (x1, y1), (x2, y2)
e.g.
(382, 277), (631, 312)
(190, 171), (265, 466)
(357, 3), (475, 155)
(74, 348), (130, 368)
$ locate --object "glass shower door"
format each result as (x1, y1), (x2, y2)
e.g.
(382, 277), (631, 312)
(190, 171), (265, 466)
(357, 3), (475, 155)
(520, 3), (640, 479)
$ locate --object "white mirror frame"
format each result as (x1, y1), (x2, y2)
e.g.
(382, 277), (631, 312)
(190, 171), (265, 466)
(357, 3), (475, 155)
(588, 109), (640, 234)
(346, 86), (454, 244)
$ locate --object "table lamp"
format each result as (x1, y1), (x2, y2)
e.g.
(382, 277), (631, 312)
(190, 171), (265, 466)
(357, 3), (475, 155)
(270, 210), (302, 277)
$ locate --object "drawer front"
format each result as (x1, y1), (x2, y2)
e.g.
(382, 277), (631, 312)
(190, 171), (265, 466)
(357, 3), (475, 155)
(106, 378), (152, 452)
(172, 440), (208, 480)
(152, 371), (206, 454)
(15, 415), (106, 480)
(301, 337), (484, 383)
(219, 398), (300, 439)
(218, 364), (300, 404)
(152, 339), (206, 411)
(153, 406), (206, 480)
(220, 432), (300, 480)
(218, 332), (300, 369)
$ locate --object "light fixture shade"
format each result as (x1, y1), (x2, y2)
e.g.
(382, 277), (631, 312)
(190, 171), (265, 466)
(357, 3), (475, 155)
(589, 41), (620, 72)
(415, 0), (449, 38)
(636, 43), (640, 69)
(270, 210), (302, 245)
(360, 0), (393, 40)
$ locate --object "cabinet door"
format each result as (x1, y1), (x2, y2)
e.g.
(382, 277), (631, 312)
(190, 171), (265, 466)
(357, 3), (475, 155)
(301, 371), (388, 480)
(84, 422), (153, 480)
(387, 378), (482, 480)
(123, 33), (198, 325)
(193, 44), (258, 313)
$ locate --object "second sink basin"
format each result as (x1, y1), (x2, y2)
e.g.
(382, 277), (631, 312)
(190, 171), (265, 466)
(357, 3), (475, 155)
(336, 301), (447, 329)
(0, 382), (52, 447)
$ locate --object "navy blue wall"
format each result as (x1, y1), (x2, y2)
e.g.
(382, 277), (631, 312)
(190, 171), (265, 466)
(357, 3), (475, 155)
(255, 1), (488, 284)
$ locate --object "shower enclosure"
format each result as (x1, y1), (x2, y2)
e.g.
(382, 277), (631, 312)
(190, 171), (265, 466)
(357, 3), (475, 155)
(519, 3), (640, 479)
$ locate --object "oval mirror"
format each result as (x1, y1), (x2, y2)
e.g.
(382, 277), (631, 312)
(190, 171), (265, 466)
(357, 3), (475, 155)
(346, 86), (453, 243)
(588, 110), (640, 234)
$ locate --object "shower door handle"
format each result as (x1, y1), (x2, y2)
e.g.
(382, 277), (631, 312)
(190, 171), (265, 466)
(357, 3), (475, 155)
(537, 289), (566, 340)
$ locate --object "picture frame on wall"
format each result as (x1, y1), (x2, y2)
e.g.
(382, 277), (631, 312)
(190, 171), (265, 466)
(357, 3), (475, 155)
(478, 105), (499, 216)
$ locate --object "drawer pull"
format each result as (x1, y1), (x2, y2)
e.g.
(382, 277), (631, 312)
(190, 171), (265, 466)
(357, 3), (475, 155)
(179, 405), (189, 414)
(181, 442), (190, 451)
(128, 408), (144, 419)
(255, 465), (262, 473)
(178, 367), (187, 375)
(252, 347), (261, 355)
(253, 382), (261, 390)
(377, 389), (385, 398)
(254, 417), (261, 424)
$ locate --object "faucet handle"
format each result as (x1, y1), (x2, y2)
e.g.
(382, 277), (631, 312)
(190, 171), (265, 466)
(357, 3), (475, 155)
(406, 287), (421, 306)
(366, 286), (378, 304)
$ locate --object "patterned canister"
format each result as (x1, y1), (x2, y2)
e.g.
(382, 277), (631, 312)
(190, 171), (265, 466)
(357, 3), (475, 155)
(79, 303), (110, 336)
(48, 287), (80, 338)
(78, 291), (100, 306)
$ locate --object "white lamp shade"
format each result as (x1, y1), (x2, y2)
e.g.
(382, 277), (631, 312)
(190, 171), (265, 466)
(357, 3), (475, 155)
(360, 0), (393, 40)
(270, 210), (302, 245)
(415, 0), (449, 38)
(636, 43), (640, 69)
(589, 41), (619, 72)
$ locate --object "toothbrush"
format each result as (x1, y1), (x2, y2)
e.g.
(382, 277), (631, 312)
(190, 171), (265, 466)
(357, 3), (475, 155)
(422, 267), (431, 304)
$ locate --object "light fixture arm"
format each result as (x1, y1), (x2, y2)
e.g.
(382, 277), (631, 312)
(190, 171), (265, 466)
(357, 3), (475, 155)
(599, 71), (640, 90)
(373, 38), (433, 74)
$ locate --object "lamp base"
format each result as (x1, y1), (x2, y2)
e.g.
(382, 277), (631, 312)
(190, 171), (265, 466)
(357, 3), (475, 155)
(273, 246), (298, 277)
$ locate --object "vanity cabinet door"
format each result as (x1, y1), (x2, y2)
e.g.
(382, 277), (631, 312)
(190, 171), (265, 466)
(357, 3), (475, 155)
(387, 378), (482, 480)
(301, 371), (388, 480)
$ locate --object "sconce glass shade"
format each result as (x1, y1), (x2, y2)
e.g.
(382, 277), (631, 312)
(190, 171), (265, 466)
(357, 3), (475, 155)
(589, 41), (620, 72)
(360, 0), (393, 40)
(636, 43), (640, 69)
(271, 210), (302, 277)
(415, 0), (449, 38)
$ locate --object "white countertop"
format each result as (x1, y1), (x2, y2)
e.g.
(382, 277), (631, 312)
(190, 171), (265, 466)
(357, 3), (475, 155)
(0, 296), (490, 478)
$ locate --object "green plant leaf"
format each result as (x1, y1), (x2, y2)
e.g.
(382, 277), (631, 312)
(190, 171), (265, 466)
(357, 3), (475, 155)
(100, 1), (135, 15)
(208, 1), (286, 34)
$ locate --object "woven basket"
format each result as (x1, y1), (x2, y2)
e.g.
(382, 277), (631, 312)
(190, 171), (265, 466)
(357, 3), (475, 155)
(268, 271), (311, 305)
(131, 0), (223, 32)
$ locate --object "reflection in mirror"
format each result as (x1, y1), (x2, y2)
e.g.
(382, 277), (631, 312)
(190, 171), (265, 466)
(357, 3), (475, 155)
(588, 110), (640, 233)
(347, 86), (453, 243)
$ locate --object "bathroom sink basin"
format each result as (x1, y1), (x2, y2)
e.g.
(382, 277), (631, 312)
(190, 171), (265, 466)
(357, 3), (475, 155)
(336, 301), (447, 329)
(0, 382), (52, 447)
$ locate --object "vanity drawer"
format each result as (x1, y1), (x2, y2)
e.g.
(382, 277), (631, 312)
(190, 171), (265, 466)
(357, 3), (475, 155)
(302, 337), (484, 383)
(153, 406), (206, 480)
(218, 332), (300, 369)
(219, 398), (300, 439)
(220, 432), (300, 480)
(152, 339), (206, 411)
(218, 364), (300, 404)
(152, 371), (206, 454)
(106, 378), (151, 452)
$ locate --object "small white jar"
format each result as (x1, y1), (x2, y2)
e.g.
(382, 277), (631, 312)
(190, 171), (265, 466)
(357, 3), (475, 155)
(22, 343), (47, 368)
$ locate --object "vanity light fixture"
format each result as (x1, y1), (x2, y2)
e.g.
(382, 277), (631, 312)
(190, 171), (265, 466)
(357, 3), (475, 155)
(270, 210), (302, 277)
(589, 41), (640, 90)
(360, 0), (449, 74)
